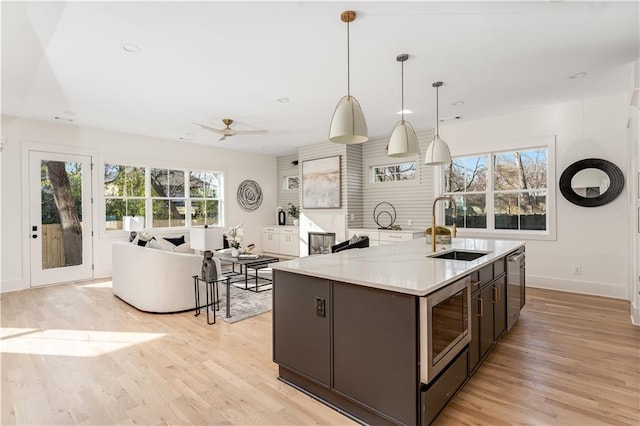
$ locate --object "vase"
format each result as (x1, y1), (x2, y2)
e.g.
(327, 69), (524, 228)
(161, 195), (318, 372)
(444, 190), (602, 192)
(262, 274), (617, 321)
(293, 218), (299, 226)
(231, 247), (240, 257)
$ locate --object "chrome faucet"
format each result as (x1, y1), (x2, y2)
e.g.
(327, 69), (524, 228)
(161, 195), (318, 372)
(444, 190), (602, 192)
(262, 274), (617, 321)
(431, 196), (457, 252)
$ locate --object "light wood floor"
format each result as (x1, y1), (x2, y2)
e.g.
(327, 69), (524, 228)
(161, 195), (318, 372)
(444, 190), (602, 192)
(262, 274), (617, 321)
(1, 281), (638, 425)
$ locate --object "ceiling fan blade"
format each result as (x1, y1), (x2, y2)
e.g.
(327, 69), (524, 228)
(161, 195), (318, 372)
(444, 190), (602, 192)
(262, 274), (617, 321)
(193, 122), (225, 135)
(235, 129), (268, 136)
(218, 135), (228, 141)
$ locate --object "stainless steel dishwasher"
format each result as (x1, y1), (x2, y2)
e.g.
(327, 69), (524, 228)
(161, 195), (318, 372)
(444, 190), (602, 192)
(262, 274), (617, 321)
(507, 248), (525, 330)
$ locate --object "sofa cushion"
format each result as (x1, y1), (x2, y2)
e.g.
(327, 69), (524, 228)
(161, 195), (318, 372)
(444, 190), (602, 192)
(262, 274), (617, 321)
(173, 243), (194, 254)
(148, 237), (176, 251)
(163, 235), (185, 246)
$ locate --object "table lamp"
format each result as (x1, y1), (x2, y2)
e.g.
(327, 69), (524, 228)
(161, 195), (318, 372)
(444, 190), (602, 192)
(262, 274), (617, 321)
(190, 226), (225, 282)
(123, 216), (144, 242)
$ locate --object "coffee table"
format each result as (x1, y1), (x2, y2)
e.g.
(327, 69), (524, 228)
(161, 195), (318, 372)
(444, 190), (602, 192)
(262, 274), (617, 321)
(216, 253), (279, 292)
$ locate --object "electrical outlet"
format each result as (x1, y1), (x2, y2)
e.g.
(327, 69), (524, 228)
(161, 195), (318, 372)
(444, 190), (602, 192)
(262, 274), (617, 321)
(407, 219), (413, 226)
(574, 265), (582, 275)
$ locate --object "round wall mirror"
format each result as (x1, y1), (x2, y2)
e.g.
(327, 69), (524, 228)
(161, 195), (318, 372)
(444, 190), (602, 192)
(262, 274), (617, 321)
(559, 158), (624, 207)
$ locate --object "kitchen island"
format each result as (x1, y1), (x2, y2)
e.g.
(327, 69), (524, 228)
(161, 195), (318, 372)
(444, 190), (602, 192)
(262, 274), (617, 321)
(271, 237), (525, 426)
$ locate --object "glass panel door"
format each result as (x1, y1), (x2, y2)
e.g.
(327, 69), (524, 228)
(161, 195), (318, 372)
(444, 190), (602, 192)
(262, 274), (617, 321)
(29, 151), (93, 286)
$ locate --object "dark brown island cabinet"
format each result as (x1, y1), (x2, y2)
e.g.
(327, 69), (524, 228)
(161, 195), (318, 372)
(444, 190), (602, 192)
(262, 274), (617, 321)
(272, 248), (524, 426)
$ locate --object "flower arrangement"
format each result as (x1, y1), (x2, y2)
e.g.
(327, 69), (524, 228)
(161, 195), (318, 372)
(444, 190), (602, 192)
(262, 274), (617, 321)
(224, 223), (243, 249)
(287, 203), (300, 219)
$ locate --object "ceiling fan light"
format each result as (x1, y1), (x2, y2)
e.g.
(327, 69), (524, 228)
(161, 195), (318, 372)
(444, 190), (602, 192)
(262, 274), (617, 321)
(388, 120), (419, 157)
(424, 135), (452, 165)
(329, 95), (368, 144)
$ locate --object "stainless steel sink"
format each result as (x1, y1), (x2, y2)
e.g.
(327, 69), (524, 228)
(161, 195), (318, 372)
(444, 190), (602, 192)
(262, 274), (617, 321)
(428, 250), (490, 261)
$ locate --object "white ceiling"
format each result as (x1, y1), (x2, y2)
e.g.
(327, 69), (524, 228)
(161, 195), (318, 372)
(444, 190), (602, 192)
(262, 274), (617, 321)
(2, 1), (639, 156)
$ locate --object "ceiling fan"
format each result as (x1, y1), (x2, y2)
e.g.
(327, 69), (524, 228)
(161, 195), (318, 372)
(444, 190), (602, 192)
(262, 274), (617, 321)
(194, 118), (268, 141)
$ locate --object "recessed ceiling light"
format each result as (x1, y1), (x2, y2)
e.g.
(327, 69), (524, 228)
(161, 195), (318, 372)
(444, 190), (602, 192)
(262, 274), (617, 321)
(569, 72), (588, 80)
(439, 116), (463, 123)
(52, 116), (75, 122)
(452, 101), (464, 106)
(178, 137), (192, 141)
(122, 43), (141, 53)
(277, 97), (290, 103)
(396, 109), (413, 115)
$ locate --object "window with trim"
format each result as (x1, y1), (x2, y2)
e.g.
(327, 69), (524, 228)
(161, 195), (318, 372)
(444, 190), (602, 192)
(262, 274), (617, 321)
(371, 162), (416, 183)
(283, 175), (299, 190)
(103, 164), (223, 230)
(443, 148), (548, 232)
(104, 164), (146, 230)
(189, 171), (222, 226)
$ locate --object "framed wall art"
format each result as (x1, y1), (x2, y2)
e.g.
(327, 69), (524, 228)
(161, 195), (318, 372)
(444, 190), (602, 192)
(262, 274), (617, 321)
(302, 155), (341, 209)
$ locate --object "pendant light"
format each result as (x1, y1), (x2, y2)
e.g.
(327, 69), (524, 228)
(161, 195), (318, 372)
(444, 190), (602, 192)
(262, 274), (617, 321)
(387, 54), (419, 157)
(424, 81), (452, 165)
(329, 10), (368, 144)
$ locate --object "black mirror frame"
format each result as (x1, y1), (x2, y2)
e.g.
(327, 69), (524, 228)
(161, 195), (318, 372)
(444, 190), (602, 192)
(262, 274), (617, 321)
(559, 158), (624, 207)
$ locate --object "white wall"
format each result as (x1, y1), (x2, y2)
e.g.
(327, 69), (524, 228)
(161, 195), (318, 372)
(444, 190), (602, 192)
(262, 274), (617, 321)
(441, 93), (631, 300)
(1, 116), (276, 293)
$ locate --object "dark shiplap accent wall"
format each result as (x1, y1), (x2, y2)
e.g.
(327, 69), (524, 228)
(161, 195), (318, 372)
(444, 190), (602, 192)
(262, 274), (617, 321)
(276, 128), (435, 232)
(361, 129), (435, 231)
(276, 154), (299, 226)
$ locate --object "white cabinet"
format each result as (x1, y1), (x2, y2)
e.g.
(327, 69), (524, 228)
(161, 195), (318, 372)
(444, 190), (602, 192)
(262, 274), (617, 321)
(347, 228), (423, 246)
(262, 226), (280, 254)
(262, 226), (299, 257)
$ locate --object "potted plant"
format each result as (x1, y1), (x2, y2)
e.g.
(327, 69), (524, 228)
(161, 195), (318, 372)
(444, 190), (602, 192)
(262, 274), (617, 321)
(287, 203), (300, 226)
(224, 223), (244, 257)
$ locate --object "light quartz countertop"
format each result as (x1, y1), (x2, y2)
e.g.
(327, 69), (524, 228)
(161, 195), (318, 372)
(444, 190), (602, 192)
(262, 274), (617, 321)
(271, 237), (525, 296)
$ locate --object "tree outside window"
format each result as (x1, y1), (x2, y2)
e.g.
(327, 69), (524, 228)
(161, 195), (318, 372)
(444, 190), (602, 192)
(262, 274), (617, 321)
(104, 164), (146, 230)
(444, 155), (488, 229)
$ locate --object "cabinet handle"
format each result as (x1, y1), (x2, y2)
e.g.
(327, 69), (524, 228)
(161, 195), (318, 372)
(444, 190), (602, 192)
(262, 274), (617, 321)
(497, 284), (501, 302)
(493, 286), (498, 303)
(477, 297), (483, 317)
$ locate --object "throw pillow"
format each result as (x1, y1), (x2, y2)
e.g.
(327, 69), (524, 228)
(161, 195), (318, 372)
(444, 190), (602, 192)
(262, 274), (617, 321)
(163, 235), (185, 246)
(155, 237), (177, 251)
(173, 243), (194, 254)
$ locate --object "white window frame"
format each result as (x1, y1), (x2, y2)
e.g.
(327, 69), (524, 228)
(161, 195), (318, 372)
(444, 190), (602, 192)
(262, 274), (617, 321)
(100, 159), (226, 236)
(283, 175), (299, 191)
(437, 136), (556, 241)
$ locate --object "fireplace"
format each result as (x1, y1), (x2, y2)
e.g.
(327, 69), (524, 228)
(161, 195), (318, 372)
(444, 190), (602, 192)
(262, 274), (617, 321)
(308, 232), (336, 255)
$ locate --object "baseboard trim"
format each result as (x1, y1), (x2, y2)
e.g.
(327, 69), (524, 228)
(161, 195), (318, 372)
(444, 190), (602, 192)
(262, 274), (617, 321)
(1, 279), (28, 294)
(528, 274), (627, 300)
(631, 300), (640, 326)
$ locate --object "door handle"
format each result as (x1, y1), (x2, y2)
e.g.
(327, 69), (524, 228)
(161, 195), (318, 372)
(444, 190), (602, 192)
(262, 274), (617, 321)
(32, 234), (38, 239)
(315, 297), (325, 318)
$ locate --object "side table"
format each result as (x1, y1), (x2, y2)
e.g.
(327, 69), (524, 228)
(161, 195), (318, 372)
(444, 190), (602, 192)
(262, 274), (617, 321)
(193, 275), (231, 324)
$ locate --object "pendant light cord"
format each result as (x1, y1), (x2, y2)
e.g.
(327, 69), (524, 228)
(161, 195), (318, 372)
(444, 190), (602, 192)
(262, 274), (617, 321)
(435, 85), (439, 136)
(347, 20), (351, 97)
(401, 60), (404, 121)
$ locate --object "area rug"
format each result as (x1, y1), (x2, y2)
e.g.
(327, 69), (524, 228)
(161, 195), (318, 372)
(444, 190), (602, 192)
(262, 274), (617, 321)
(214, 284), (272, 324)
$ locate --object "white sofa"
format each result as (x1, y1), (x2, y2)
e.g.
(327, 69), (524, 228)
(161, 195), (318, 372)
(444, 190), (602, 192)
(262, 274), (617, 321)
(112, 241), (205, 313)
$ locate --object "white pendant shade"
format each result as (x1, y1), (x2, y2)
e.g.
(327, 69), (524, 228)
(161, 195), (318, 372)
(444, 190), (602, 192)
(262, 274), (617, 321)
(387, 120), (419, 157)
(424, 135), (452, 165)
(329, 95), (368, 144)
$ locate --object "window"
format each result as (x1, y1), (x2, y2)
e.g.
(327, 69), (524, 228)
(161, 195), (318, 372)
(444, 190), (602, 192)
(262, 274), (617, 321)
(444, 156), (488, 228)
(189, 171), (222, 226)
(283, 175), (299, 190)
(443, 147), (549, 234)
(104, 164), (146, 230)
(371, 162), (416, 183)
(151, 168), (186, 228)
(103, 163), (223, 231)
(494, 149), (547, 231)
